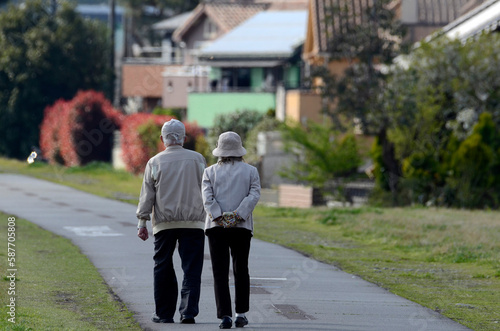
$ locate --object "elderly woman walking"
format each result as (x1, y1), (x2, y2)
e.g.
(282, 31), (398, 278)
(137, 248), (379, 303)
(202, 131), (261, 329)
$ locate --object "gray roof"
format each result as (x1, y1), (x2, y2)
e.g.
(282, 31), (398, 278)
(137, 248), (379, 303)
(442, 0), (500, 40)
(199, 10), (308, 59)
(151, 11), (193, 31)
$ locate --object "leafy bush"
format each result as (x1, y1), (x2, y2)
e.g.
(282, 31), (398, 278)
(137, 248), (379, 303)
(446, 113), (500, 208)
(280, 120), (361, 191)
(120, 113), (172, 174)
(244, 115), (282, 165)
(373, 33), (500, 208)
(209, 110), (264, 143)
(152, 107), (184, 120)
(40, 90), (123, 166)
(207, 109), (265, 164)
(0, 0), (113, 159)
(39, 100), (68, 165)
(120, 114), (206, 174)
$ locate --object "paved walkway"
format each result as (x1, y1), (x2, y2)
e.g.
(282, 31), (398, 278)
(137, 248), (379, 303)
(0, 174), (470, 331)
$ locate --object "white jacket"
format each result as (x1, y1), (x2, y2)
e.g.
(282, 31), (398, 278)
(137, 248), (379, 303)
(202, 161), (261, 234)
(136, 145), (206, 234)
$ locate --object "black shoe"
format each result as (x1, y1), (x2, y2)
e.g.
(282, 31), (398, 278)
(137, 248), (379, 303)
(235, 316), (248, 328)
(180, 315), (195, 324)
(219, 316), (232, 329)
(151, 313), (174, 323)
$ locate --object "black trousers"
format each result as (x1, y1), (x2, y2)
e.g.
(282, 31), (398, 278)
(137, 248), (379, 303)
(153, 228), (205, 319)
(207, 227), (252, 318)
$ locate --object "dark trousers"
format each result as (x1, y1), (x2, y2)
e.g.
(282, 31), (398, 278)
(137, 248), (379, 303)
(207, 227), (252, 318)
(153, 228), (205, 319)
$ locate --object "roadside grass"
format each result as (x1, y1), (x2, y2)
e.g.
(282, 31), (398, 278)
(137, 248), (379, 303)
(253, 206), (500, 331)
(0, 212), (141, 330)
(1, 157), (500, 330)
(0, 158), (142, 204)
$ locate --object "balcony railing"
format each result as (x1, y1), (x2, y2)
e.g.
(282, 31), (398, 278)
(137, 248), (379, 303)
(123, 57), (185, 65)
(192, 86), (278, 93)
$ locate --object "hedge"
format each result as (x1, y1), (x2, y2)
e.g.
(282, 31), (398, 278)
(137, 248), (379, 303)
(40, 90), (124, 166)
(120, 113), (206, 174)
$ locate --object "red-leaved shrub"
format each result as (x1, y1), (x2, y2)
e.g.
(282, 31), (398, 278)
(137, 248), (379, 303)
(120, 113), (205, 174)
(40, 100), (69, 165)
(40, 90), (124, 166)
(120, 113), (173, 174)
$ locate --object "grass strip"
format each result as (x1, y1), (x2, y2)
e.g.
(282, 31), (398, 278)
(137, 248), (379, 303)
(0, 212), (141, 330)
(253, 206), (500, 331)
(0, 158), (142, 205)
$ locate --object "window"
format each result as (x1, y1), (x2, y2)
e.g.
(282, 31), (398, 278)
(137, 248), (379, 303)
(203, 18), (218, 39)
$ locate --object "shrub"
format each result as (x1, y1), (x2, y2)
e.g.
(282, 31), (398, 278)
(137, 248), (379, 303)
(152, 107), (184, 120)
(120, 114), (207, 174)
(120, 113), (172, 174)
(40, 100), (68, 165)
(40, 90), (123, 166)
(280, 120), (361, 190)
(244, 115), (282, 165)
(209, 110), (264, 143)
(447, 113), (500, 208)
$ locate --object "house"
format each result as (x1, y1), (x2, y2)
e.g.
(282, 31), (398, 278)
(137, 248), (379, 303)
(121, 1), (270, 113)
(121, 10), (193, 113)
(190, 9), (310, 127)
(304, 0), (488, 66)
(121, 0), (312, 116)
(299, 0), (490, 124)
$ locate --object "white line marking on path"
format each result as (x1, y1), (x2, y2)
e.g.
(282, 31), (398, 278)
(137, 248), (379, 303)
(250, 277), (287, 281)
(64, 226), (124, 237)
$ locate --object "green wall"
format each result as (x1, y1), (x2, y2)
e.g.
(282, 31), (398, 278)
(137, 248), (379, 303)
(209, 67), (222, 81)
(187, 92), (275, 128)
(250, 68), (264, 89)
(285, 65), (300, 88)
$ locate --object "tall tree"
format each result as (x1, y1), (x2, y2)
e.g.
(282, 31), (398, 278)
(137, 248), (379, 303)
(381, 34), (500, 208)
(313, 0), (407, 201)
(0, 0), (113, 159)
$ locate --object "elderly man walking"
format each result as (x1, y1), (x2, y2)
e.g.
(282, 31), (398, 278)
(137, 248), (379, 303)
(136, 119), (207, 324)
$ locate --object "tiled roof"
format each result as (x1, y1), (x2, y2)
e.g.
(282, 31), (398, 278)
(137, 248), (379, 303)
(206, 2), (270, 32)
(173, 2), (269, 42)
(458, 0), (491, 16)
(264, 0), (309, 10)
(442, 0), (500, 40)
(308, 0), (488, 54)
(312, 0), (378, 54)
(416, 0), (471, 25)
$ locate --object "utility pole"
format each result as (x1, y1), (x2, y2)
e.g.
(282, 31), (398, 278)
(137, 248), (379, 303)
(109, 0), (116, 103)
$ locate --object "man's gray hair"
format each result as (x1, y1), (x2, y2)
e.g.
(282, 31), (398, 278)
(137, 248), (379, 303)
(163, 133), (184, 146)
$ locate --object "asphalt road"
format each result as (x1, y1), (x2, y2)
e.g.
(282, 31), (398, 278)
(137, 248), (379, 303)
(0, 174), (471, 331)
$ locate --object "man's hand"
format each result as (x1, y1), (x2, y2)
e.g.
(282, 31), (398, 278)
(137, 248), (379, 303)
(137, 227), (149, 241)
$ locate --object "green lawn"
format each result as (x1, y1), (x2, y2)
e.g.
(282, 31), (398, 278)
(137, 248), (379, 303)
(0, 158), (143, 204)
(0, 212), (141, 330)
(1, 157), (499, 330)
(253, 206), (500, 331)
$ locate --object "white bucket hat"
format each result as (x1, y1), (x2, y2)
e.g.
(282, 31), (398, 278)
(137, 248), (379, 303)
(212, 131), (247, 157)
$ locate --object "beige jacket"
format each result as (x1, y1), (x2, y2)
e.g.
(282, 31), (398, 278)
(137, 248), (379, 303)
(202, 161), (260, 234)
(136, 145), (206, 234)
